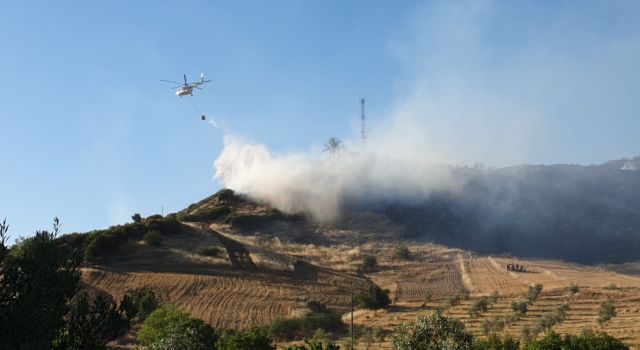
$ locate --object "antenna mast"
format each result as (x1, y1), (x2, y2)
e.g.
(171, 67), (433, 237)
(360, 98), (366, 143)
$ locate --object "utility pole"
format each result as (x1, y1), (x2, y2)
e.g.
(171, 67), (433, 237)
(351, 282), (354, 349)
(360, 98), (366, 144)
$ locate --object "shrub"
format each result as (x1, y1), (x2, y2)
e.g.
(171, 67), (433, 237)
(119, 287), (158, 321)
(526, 284), (543, 304)
(84, 232), (127, 261)
(216, 327), (275, 350)
(445, 294), (462, 308)
(392, 311), (474, 350)
(138, 305), (217, 350)
(132, 213), (143, 223)
(144, 231), (162, 247)
(598, 300), (616, 325)
(200, 245), (222, 257)
(469, 297), (490, 318)
(489, 291), (500, 304)
(355, 285), (391, 310)
(361, 255), (377, 270)
(146, 216), (182, 235)
(511, 301), (528, 316)
(535, 304), (570, 334)
(182, 206), (231, 222)
(269, 318), (302, 341)
(524, 330), (628, 350)
(55, 292), (128, 350)
(474, 334), (520, 350)
(394, 245), (413, 260)
(569, 284), (579, 294)
(606, 283), (619, 290)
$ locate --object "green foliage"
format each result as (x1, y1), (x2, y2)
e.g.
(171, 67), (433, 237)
(569, 284), (579, 294)
(523, 330), (628, 350)
(392, 311), (475, 350)
(138, 305), (217, 349)
(355, 285), (391, 310)
(224, 212), (272, 230)
(606, 283), (619, 290)
(598, 300), (617, 325)
(84, 231), (128, 261)
(511, 301), (528, 316)
(469, 297), (490, 318)
(119, 287), (158, 321)
(489, 291), (501, 304)
(526, 284), (543, 304)
(361, 255), (378, 270)
(473, 334), (520, 350)
(268, 301), (343, 341)
(445, 294), (462, 308)
(144, 230), (162, 247)
(132, 213), (143, 223)
(534, 304), (570, 334)
(269, 317), (302, 341)
(147, 318), (217, 350)
(216, 327), (275, 350)
(200, 245), (222, 257)
(0, 219), (81, 349)
(181, 206), (231, 222)
(394, 245), (413, 260)
(54, 292), (128, 350)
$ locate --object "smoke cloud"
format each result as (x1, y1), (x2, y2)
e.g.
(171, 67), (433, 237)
(213, 1), (640, 224)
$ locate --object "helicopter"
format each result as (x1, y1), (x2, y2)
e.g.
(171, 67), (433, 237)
(161, 73), (211, 97)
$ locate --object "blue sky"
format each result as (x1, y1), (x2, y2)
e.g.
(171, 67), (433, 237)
(1, 1), (639, 240)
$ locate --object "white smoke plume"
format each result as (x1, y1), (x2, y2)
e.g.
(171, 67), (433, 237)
(214, 136), (461, 223)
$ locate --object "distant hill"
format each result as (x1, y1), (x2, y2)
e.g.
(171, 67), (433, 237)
(382, 158), (640, 264)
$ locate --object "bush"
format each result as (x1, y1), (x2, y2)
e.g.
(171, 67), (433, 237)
(200, 245), (222, 257)
(534, 304), (570, 334)
(511, 301), (528, 316)
(84, 232), (127, 261)
(569, 284), (579, 294)
(394, 245), (413, 260)
(489, 291), (500, 304)
(55, 292), (128, 350)
(144, 231), (162, 247)
(524, 330), (628, 350)
(181, 206), (231, 222)
(469, 297), (490, 318)
(269, 318), (303, 341)
(598, 300), (617, 325)
(216, 327), (274, 350)
(445, 294), (462, 308)
(526, 284), (543, 304)
(132, 213), (143, 223)
(474, 334), (520, 350)
(138, 305), (216, 349)
(392, 311), (474, 350)
(606, 283), (619, 290)
(361, 255), (377, 270)
(119, 288), (158, 321)
(355, 285), (391, 310)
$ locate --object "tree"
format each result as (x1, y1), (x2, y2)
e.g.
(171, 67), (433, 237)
(473, 334), (519, 350)
(144, 230), (162, 247)
(598, 300), (617, 325)
(355, 285), (391, 310)
(0, 218), (81, 350)
(323, 137), (343, 155)
(54, 292), (128, 350)
(524, 330), (628, 350)
(138, 305), (217, 350)
(361, 255), (377, 270)
(132, 213), (143, 223)
(394, 245), (413, 260)
(216, 327), (275, 350)
(392, 311), (475, 350)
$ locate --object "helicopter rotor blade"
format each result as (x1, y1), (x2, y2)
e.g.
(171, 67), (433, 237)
(183, 74), (187, 85)
(160, 79), (183, 85)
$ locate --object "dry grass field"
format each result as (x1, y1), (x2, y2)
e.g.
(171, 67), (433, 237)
(83, 197), (640, 349)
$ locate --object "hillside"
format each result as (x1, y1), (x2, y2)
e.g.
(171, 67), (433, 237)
(67, 187), (640, 348)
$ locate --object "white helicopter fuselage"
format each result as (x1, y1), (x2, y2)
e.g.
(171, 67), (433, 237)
(176, 86), (194, 96)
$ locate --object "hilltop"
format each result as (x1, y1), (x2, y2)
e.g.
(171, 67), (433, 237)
(57, 179), (640, 348)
